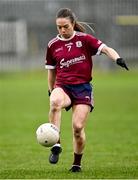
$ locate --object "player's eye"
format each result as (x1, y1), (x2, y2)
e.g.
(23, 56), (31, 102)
(58, 26), (62, 29)
(57, 25), (69, 29)
(64, 25), (69, 29)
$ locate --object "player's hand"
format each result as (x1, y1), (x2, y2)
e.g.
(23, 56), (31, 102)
(116, 58), (129, 71)
(48, 90), (51, 96)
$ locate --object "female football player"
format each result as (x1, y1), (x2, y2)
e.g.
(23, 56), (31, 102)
(45, 8), (129, 172)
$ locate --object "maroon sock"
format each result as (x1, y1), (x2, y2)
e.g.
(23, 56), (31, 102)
(73, 153), (83, 166)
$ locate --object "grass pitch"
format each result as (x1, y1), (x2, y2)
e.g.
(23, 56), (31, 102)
(0, 70), (138, 179)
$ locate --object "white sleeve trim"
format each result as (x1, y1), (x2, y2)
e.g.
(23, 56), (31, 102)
(96, 43), (107, 55)
(45, 65), (56, 69)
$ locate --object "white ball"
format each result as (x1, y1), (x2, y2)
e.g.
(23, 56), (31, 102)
(36, 123), (59, 147)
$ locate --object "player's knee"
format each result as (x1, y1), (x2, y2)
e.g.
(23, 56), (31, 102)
(73, 123), (84, 131)
(73, 124), (84, 138)
(50, 97), (63, 111)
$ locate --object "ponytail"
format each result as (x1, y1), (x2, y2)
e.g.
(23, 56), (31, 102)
(74, 21), (86, 32)
(78, 21), (95, 34)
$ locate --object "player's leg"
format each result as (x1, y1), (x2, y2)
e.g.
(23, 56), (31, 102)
(49, 87), (71, 129)
(49, 87), (71, 164)
(70, 104), (90, 172)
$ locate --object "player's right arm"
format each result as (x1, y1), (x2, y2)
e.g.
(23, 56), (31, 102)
(45, 44), (56, 95)
(48, 69), (56, 93)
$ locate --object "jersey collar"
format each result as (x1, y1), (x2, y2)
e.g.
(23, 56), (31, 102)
(57, 31), (76, 41)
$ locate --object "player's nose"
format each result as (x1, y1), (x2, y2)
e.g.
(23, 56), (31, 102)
(60, 27), (66, 33)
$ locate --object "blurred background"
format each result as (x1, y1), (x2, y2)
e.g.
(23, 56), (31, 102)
(0, 0), (138, 71)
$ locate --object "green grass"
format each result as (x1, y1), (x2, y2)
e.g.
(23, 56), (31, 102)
(0, 70), (138, 179)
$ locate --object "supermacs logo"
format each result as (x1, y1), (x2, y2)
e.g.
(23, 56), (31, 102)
(60, 54), (86, 68)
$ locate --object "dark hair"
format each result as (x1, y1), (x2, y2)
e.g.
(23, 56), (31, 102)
(56, 8), (86, 33)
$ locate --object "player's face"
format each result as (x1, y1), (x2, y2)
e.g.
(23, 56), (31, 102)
(56, 18), (74, 39)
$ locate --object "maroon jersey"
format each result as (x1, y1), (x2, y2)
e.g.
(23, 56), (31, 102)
(45, 31), (106, 85)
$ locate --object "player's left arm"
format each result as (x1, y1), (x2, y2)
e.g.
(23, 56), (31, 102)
(101, 46), (129, 70)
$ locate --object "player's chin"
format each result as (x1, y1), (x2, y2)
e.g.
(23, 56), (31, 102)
(62, 34), (70, 39)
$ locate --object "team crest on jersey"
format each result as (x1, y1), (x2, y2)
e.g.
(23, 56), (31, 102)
(76, 41), (82, 47)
